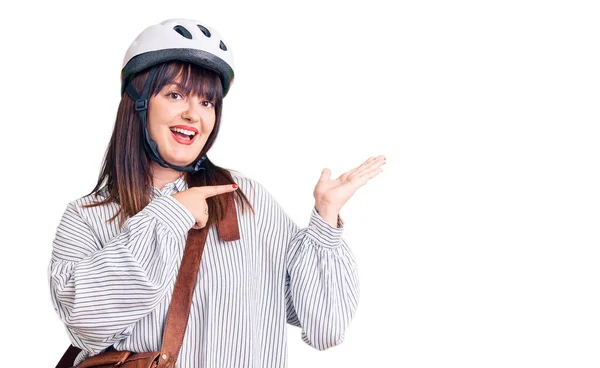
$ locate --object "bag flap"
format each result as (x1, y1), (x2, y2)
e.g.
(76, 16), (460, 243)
(76, 351), (131, 367)
(125, 351), (161, 362)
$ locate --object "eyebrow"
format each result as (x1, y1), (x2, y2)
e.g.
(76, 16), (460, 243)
(167, 82), (187, 90)
(165, 83), (216, 102)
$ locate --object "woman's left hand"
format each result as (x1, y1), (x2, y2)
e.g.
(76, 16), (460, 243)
(313, 155), (386, 214)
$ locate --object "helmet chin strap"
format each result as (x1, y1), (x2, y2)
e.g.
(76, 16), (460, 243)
(124, 66), (207, 173)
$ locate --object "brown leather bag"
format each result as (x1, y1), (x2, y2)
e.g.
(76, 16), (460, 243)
(55, 190), (241, 368)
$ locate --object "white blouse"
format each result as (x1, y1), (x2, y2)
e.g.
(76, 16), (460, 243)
(48, 171), (359, 367)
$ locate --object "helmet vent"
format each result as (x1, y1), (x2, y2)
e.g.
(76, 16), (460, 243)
(197, 25), (211, 37)
(219, 40), (227, 51)
(173, 25), (193, 39)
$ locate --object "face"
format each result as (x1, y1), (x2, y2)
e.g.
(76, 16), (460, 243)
(147, 82), (216, 167)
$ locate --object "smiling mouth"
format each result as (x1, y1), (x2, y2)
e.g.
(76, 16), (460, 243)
(169, 129), (198, 145)
(169, 127), (197, 138)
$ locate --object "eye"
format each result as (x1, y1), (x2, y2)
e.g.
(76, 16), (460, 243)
(167, 92), (183, 100)
(202, 100), (215, 108)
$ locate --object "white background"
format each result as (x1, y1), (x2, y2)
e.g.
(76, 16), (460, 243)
(0, 0), (598, 367)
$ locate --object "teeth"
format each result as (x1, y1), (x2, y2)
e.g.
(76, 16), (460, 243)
(170, 127), (196, 136)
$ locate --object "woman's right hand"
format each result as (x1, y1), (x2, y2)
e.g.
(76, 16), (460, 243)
(171, 184), (238, 229)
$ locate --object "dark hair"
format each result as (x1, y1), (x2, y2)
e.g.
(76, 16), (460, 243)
(81, 61), (255, 229)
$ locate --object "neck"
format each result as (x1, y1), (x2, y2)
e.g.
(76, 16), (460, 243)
(151, 162), (186, 190)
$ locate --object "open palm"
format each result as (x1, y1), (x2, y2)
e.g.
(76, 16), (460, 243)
(313, 155), (386, 212)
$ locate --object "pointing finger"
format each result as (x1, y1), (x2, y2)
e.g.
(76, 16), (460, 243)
(198, 184), (239, 198)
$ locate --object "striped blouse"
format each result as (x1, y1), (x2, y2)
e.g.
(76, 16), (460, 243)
(48, 171), (360, 367)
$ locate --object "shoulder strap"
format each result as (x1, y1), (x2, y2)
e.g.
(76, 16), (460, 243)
(158, 190), (240, 367)
(157, 226), (208, 367)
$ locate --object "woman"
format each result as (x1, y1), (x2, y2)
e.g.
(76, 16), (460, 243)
(48, 18), (386, 367)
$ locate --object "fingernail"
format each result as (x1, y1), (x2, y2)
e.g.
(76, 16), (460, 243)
(232, 184), (238, 189)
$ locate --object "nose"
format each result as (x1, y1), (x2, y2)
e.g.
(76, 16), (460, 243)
(181, 98), (203, 123)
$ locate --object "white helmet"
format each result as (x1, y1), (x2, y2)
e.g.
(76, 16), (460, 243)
(121, 18), (235, 97)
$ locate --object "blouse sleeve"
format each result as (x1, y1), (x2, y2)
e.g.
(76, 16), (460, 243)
(47, 195), (195, 355)
(252, 179), (360, 351)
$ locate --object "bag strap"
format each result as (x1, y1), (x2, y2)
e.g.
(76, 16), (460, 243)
(56, 189), (240, 368)
(156, 225), (208, 368)
(158, 189), (241, 368)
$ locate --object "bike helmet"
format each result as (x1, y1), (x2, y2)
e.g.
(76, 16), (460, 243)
(120, 18), (235, 173)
